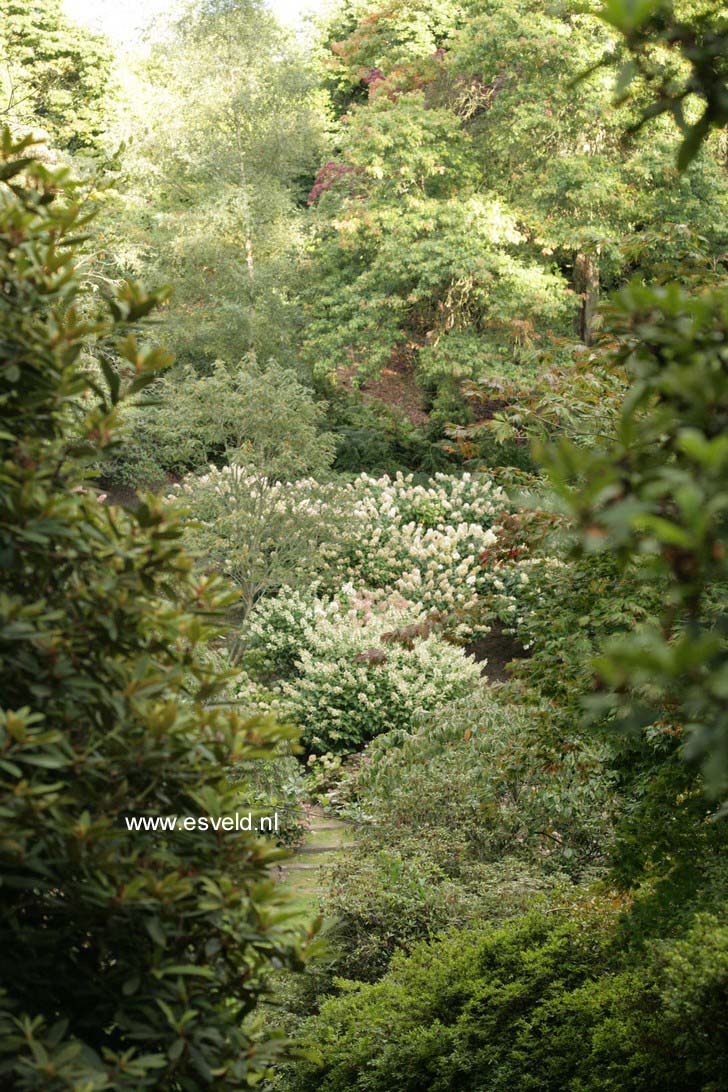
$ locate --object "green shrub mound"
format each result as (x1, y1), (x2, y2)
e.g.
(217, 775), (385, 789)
(106, 357), (336, 487)
(0, 135), (308, 1090)
(302, 690), (612, 989)
(351, 691), (615, 871)
(284, 908), (728, 1092)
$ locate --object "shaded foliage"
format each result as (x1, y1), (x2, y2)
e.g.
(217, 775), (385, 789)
(0, 135), (309, 1089)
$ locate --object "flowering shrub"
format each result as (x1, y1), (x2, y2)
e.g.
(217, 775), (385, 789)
(179, 464), (552, 658)
(315, 472), (513, 635)
(244, 586), (342, 680)
(324, 474), (570, 640)
(304, 751), (346, 806)
(279, 596), (483, 753)
(172, 466), (345, 621)
(478, 556), (568, 634)
(177, 467), (530, 635)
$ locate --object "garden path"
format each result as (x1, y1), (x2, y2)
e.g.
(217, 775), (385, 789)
(277, 806), (355, 912)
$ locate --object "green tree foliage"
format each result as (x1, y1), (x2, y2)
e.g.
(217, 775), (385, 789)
(328, 0), (465, 82)
(108, 357), (335, 483)
(533, 3), (728, 815)
(0, 0), (112, 153)
(440, 0), (726, 333)
(541, 283), (728, 797)
(175, 470), (341, 629)
(320, 0), (467, 114)
(598, 0), (728, 167)
(302, 0), (726, 398)
(302, 59), (571, 384)
(108, 0), (326, 369)
(0, 134), (309, 1089)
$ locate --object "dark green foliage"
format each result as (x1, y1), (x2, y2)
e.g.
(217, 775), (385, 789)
(307, 689), (612, 988)
(348, 692), (615, 878)
(330, 400), (453, 475)
(495, 490), (728, 910)
(510, 551), (664, 708)
(283, 907), (728, 1092)
(0, 134), (309, 1089)
(540, 283), (728, 794)
(324, 850), (479, 982)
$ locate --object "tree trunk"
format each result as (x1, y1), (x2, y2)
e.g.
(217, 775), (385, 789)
(573, 251), (599, 345)
(231, 103), (256, 351)
(244, 231), (254, 285)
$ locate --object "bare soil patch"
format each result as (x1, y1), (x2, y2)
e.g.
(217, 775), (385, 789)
(466, 620), (530, 683)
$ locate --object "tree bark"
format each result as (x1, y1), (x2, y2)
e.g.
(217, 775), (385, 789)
(573, 251), (599, 345)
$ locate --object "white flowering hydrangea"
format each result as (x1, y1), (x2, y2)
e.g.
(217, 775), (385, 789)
(315, 472), (509, 633)
(277, 598), (483, 754)
(177, 464), (547, 652)
(170, 465), (346, 615)
(478, 556), (569, 635)
(172, 464), (342, 529)
(245, 586), (343, 679)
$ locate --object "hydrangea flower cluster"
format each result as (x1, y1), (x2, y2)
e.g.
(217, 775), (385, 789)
(173, 464), (339, 510)
(244, 585), (344, 680)
(477, 557), (565, 631)
(170, 466), (345, 605)
(274, 596), (483, 754)
(177, 466), (547, 639)
(316, 472), (509, 631)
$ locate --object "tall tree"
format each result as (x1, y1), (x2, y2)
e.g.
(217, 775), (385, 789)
(108, 0), (326, 369)
(302, 0), (726, 395)
(446, 0), (727, 341)
(301, 67), (570, 385)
